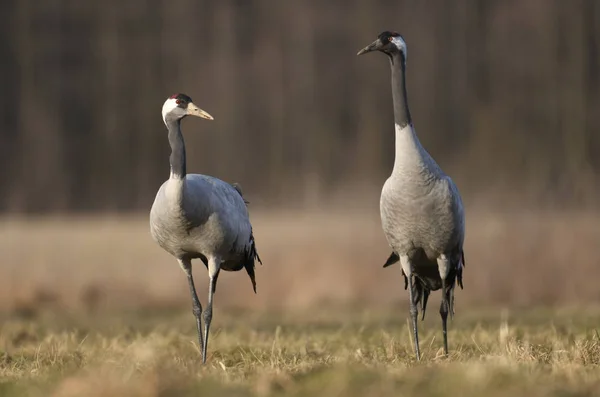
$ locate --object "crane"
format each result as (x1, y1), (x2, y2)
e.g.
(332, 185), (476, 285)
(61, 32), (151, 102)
(358, 32), (466, 360)
(150, 93), (262, 363)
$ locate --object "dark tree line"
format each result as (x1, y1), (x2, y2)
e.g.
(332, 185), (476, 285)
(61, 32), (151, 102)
(1, 0), (599, 212)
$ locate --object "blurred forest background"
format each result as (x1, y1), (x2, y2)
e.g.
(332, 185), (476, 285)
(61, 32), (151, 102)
(0, 0), (599, 312)
(1, 0), (599, 213)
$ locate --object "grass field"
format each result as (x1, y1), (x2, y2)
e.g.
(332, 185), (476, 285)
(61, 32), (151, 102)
(1, 209), (600, 396)
(1, 307), (600, 396)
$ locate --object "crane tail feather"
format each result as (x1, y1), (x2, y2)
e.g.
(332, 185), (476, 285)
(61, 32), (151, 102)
(421, 288), (430, 321)
(231, 182), (249, 204)
(245, 263), (257, 294)
(383, 251), (408, 289)
(409, 278), (430, 320)
(383, 251), (399, 268)
(458, 250), (465, 289)
(243, 228), (261, 293)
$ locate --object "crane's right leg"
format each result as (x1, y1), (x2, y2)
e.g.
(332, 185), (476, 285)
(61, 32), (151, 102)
(400, 254), (420, 360)
(202, 257), (221, 364)
(178, 258), (204, 358)
(437, 255), (451, 357)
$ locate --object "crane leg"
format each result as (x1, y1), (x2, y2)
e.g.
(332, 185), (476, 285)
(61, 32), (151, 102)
(440, 279), (449, 356)
(179, 259), (204, 360)
(437, 255), (451, 357)
(407, 274), (421, 360)
(202, 258), (221, 364)
(400, 255), (420, 360)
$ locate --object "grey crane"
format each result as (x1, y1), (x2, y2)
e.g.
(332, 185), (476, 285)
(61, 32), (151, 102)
(150, 93), (262, 363)
(357, 32), (466, 360)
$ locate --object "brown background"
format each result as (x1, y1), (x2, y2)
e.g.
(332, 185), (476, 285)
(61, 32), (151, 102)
(1, 0), (599, 312)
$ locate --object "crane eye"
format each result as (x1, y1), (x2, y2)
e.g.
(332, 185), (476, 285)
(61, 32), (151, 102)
(388, 37), (393, 42)
(176, 99), (183, 105)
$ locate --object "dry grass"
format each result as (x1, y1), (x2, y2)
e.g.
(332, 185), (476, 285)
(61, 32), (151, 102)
(1, 308), (600, 396)
(2, 208), (600, 395)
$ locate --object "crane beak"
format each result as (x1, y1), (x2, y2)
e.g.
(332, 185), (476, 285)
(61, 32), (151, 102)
(357, 39), (381, 56)
(187, 102), (214, 120)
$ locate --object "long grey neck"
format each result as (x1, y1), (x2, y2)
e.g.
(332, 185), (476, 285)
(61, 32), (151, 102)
(389, 51), (427, 175)
(390, 51), (412, 128)
(165, 118), (186, 179)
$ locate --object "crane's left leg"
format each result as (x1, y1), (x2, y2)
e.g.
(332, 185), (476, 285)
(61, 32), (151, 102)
(439, 283), (449, 356)
(202, 257), (221, 364)
(178, 258), (204, 360)
(437, 255), (450, 356)
(400, 254), (421, 360)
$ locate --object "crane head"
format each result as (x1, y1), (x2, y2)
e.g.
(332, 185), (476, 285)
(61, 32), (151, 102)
(162, 93), (214, 125)
(357, 31), (407, 59)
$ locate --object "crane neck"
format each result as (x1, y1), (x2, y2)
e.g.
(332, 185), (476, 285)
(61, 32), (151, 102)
(389, 51), (412, 129)
(388, 51), (425, 175)
(165, 117), (186, 180)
